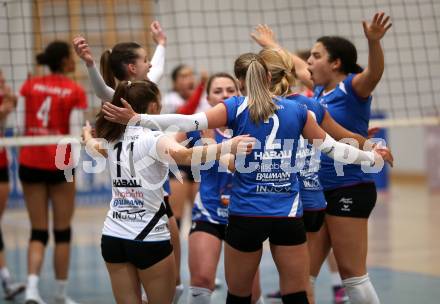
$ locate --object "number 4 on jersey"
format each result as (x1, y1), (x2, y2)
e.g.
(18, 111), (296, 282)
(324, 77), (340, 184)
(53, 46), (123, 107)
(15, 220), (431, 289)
(36, 97), (52, 127)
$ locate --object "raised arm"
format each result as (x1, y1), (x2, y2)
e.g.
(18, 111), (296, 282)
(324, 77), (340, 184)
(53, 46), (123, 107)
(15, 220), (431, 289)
(147, 21), (166, 84)
(73, 36), (115, 101)
(251, 24), (313, 90)
(352, 12), (392, 98)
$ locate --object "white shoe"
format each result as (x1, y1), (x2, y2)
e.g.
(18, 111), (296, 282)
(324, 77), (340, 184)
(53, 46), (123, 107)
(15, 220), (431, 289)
(54, 296), (81, 304)
(25, 288), (47, 304)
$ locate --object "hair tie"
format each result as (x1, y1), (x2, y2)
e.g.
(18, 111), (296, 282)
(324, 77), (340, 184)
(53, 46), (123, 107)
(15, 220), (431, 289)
(127, 80), (132, 87)
(249, 58), (258, 64)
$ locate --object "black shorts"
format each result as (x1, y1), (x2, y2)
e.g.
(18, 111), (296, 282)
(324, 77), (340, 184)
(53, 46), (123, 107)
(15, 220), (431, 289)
(19, 165), (74, 184)
(101, 235), (173, 270)
(303, 210), (325, 233)
(169, 165), (195, 182)
(189, 220), (226, 240)
(225, 215), (306, 252)
(324, 182), (377, 218)
(164, 196), (174, 218)
(0, 167), (9, 182)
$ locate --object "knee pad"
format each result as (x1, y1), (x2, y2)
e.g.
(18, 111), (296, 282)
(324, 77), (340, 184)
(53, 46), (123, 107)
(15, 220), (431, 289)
(342, 274), (380, 304)
(188, 286), (211, 304)
(54, 227), (71, 243)
(282, 291), (309, 304)
(226, 292), (251, 304)
(30, 229), (49, 245)
(0, 228), (4, 251)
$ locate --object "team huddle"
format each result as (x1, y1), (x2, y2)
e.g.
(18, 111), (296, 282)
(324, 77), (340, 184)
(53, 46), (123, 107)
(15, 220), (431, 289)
(0, 11), (393, 304)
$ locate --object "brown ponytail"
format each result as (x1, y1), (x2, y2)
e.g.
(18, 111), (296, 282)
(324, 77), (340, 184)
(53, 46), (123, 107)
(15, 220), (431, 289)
(100, 49), (115, 88)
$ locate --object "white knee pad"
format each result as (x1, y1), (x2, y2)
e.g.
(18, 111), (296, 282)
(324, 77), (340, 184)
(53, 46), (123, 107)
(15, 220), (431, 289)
(342, 274), (380, 304)
(173, 284), (185, 304)
(188, 286), (212, 304)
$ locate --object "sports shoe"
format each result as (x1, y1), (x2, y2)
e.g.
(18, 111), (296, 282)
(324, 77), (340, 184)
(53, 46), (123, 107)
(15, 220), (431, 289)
(333, 285), (349, 304)
(2, 281), (26, 300)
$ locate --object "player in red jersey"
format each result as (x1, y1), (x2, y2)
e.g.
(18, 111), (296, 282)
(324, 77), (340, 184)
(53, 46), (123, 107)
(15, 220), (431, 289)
(0, 70), (26, 300)
(18, 41), (87, 304)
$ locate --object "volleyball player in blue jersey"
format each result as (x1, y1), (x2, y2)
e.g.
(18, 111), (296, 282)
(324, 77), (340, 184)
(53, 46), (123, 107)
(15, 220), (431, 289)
(256, 46), (392, 304)
(253, 12), (392, 304)
(185, 73), (262, 304)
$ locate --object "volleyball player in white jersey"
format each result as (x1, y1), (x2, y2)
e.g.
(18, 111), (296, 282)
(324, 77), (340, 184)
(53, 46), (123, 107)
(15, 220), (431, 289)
(73, 22), (186, 302)
(102, 51), (390, 303)
(252, 13), (392, 304)
(83, 79), (254, 304)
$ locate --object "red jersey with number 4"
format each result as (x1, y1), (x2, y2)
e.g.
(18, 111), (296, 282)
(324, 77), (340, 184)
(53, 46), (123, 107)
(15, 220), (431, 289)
(19, 74), (87, 170)
(0, 95), (8, 168)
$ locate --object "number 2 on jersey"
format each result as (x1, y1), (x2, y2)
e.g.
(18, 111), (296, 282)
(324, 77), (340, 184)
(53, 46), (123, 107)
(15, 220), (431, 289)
(36, 97), (52, 127)
(265, 113), (281, 149)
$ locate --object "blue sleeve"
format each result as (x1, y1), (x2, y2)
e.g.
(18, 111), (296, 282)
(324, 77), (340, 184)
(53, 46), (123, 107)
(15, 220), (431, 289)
(298, 103), (308, 131)
(343, 73), (372, 103)
(223, 96), (238, 129)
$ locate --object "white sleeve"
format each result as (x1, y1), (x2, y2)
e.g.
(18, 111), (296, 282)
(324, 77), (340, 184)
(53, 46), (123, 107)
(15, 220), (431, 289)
(315, 133), (376, 166)
(139, 112), (208, 133)
(147, 45), (165, 84)
(87, 64), (115, 101)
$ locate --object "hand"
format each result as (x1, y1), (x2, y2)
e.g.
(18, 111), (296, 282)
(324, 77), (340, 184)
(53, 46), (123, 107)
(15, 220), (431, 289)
(0, 85), (16, 118)
(362, 12), (392, 42)
(81, 120), (93, 143)
(373, 145), (394, 167)
(102, 99), (138, 125)
(367, 127), (381, 139)
(72, 36), (95, 67)
(150, 21), (167, 46)
(229, 135), (256, 155)
(251, 24), (279, 49)
(200, 69), (209, 84)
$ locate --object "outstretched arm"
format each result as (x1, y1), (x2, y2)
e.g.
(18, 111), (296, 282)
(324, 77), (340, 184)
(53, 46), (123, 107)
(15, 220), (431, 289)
(302, 111), (393, 167)
(352, 12), (392, 98)
(101, 99), (228, 132)
(155, 134), (255, 166)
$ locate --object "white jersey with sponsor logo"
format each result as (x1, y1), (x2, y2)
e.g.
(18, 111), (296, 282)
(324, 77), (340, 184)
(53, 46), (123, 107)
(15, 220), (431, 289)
(102, 126), (170, 242)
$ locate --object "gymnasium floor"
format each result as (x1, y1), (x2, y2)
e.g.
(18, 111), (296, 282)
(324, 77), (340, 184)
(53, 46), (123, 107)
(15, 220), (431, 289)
(1, 178), (439, 304)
